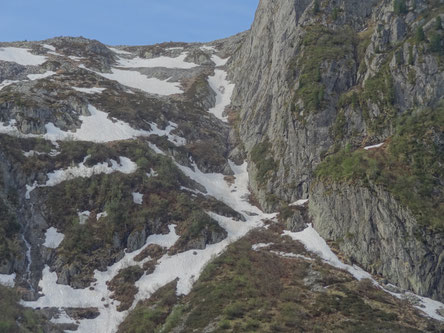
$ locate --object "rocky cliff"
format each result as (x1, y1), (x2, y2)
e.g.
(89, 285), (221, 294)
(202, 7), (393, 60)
(229, 0), (444, 301)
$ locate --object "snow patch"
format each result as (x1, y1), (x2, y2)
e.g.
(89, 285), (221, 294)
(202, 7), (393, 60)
(68, 55), (84, 61)
(23, 149), (59, 157)
(270, 250), (313, 261)
(26, 156), (137, 198)
(0, 47), (47, 66)
(252, 243), (273, 251)
(108, 47), (132, 55)
(364, 143), (384, 150)
(211, 54), (229, 67)
(207, 69), (235, 122)
(0, 273), (16, 287)
(44, 156), (137, 187)
(78, 211), (91, 225)
(97, 211), (108, 220)
(284, 225), (372, 281)
(132, 192), (143, 205)
(148, 143), (166, 155)
(25, 182), (37, 199)
(146, 168), (158, 178)
(40, 105), (155, 143)
(24, 160), (277, 332)
(42, 44), (56, 52)
(289, 199), (309, 207)
(73, 87), (106, 94)
(284, 224), (444, 321)
(24, 225), (180, 333)
(408, 294), (444, 321)
(148, 121), (186, 146)
(116, 52), (198, 69)
(200, 45), (217, 52)
(43, 227), (65, 249)
(0, 79), (20, 91)
(98, 68), (182, 95)
(27, 71), (56, 81)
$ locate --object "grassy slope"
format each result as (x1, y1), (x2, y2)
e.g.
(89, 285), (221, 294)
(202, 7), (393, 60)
(0, 286), (54, 333)
(118, 225), (441, 333)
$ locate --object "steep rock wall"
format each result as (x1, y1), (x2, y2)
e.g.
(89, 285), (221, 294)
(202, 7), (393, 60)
(230, 0), (444, 301)
(310, 181), (444, 301)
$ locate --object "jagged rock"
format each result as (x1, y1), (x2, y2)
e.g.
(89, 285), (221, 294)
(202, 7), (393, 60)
(286, 207), (309, 233)
(126, 229), (146, 252)
(65, 307), (100, 320)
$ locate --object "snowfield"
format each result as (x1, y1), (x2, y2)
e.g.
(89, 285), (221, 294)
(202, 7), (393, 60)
(44, 105), (149, 142)
(26, 156), (137, 199)
(207, 69), (235, 122)
(0, 47), (47, 66)
(116, 52), (198, 69)
(97, 68), (183, 95)
(0, 104), (185, 145)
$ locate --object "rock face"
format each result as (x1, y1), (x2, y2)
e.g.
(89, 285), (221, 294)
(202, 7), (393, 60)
(310, 181), (444, 301)
(229, 0), (444, 301)
(229, 0), (380, 210)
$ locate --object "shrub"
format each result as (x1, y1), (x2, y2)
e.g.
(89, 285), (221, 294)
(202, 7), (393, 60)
(416, 26), (425, 43)
(250, 139), (276, 185)
(394, 0), (408, 15)
(430, 32), (442, 53)
(332, 7), (339, 20)
(224, 302), (246, 319)
(313, 0), (320, 14)
(435, 16), (442, 30)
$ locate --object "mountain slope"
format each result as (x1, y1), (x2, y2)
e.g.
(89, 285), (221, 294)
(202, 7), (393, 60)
(0, 1), (443, 332)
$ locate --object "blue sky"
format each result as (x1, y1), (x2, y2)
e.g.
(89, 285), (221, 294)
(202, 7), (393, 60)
(0, 0), (259, 45)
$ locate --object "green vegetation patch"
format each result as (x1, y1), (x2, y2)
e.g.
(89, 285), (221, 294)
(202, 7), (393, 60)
(250, 139), (276, 186)
(117, 281), (179, 333)
(119, 228), (435, 332)
(290, 25), (356, 114)
(0, 285), (51, 333)
(316, 105), (444, 230)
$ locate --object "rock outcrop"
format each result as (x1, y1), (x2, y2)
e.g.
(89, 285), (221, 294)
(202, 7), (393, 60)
(310, 181), (444, 301)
